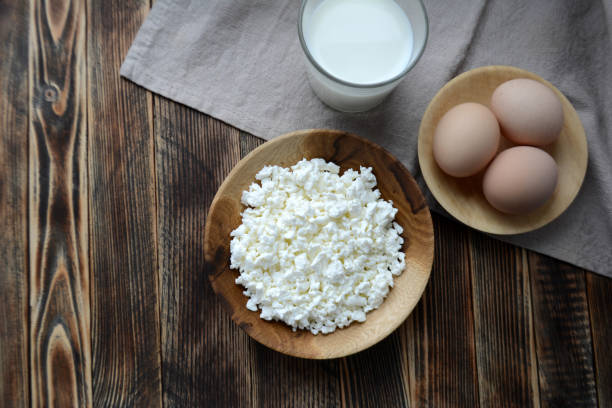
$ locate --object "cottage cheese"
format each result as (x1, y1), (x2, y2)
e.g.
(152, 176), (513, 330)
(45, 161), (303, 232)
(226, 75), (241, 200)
(229, 158), (405, 335)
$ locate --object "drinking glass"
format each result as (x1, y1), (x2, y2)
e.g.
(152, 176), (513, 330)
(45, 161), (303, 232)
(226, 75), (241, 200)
(298, 0), (428, 112)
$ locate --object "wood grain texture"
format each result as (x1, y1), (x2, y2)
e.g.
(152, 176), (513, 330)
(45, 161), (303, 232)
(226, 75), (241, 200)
(0, 0), (30, 405)
(529, 254), (597, 407)
(469, 235), (538, 407)
(341, 332), (408, 407)
(206, 129), (434, 359)
(87, 0), (162, 405)
(154, 99), (250, 406)
(2, 0), (611, 405)
(403, 215), (479, 407)
(28, 0), (91, 405)
(252, 344), (343, 408)
(240, 131), (263, 159)
(587, 273), (612, 408)
(418, 65), (588, 235)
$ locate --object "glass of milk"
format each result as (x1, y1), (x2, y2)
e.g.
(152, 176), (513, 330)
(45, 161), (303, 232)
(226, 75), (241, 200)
(299, 0), (428, 112)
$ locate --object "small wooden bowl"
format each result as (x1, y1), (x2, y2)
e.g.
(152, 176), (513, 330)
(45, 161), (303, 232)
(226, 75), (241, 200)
(205, 129), (434, 359)
(418, 65), (588, 235)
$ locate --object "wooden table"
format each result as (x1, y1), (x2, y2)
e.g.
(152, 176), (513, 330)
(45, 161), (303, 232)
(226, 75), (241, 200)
(1, 0), (610, 406)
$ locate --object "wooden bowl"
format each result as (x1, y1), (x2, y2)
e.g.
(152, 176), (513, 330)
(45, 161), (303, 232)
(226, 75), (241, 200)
(418, 65), (588, 235)
(205, 129), (434, 359)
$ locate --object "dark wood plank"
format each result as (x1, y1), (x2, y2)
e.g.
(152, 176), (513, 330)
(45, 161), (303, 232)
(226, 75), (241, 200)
(87, 0), (162, 405)
(0, 0), (30, 405)
(469, 235), (538, 407)
(341, 333), (408, 407)
(529, 254), (597, 407)
(154, 99), (251, 406)
(29, 0), (91, 405)
(240, 130), (263, 158)
(587, 273), (612, 407)
(402, 214), (480, 407)
(239, 133), (344, 408)
(252, 345), (343, 408)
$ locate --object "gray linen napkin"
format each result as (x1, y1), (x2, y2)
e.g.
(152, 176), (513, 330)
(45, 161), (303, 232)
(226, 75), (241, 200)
(121, 0), (612, 276)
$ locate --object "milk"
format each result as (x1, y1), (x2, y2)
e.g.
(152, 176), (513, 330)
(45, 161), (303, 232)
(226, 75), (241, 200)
(305, 0), (414, 85)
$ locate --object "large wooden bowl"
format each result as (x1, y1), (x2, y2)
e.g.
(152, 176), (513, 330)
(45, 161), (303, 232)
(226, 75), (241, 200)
(418, 65), (588, 235)
(205, 129), (434, 359)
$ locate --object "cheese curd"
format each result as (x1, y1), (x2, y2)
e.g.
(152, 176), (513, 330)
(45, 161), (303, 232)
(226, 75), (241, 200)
(230, 158), (405, 335)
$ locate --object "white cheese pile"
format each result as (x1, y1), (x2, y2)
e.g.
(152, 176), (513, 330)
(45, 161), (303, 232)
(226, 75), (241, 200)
(229, 158), (406, 335)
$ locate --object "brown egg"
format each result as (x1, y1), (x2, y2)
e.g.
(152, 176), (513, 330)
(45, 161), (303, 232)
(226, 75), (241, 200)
(433, 102), (500, 177)
(483, 146), (558, 214)
(491, 78), (564, 146)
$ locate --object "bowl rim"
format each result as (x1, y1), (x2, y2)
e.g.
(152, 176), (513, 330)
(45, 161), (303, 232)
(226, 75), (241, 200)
(205, 129), (434, 359)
